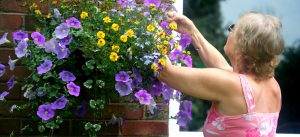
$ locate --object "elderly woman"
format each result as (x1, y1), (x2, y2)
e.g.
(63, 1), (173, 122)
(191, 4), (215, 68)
(159, 12), (284, 136)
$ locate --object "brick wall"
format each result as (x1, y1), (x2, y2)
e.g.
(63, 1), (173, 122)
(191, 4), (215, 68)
(0, 0), (169, 136)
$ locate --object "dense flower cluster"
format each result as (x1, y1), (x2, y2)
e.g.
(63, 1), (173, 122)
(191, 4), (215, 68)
(0, 0), (193, 135)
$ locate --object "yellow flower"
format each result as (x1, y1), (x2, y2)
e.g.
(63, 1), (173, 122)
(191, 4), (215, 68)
(62, 0), (68, 2)
(112, 45), (120, 53)
(187, 51), (191, 55)
(169, 22), (177, 30)
(150, 3), (156, 7)
(102, 11), (107, 14)
(151, 8), (157, 11)
(151, 63), (159, 71)
(158, 58), (166, 67)
(30, 3), (38, 9)
(96, 31), (105, 39)
(34, 10), (42, 15)
(112, 23), (119, 31)
(161, 49), (167, 55)
(97, 39), (106, 47)
(120, 35), (128, 43)
(52, 0), (58, 5)
(46, 13), (52, 18)
(135, 21), (140, 25)
(126, 29), (134, 38)
(163, 40), (169, 45)
(110, 52), (119, 62)
(103, 16), (111, 23)
(175, 44), (179, 49)
(80, 11), (88, 19)
(158, 31), (165, 39)
(147, 24), (155, 32)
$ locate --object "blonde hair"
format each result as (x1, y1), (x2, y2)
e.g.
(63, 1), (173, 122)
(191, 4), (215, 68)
(234, 12), (284, 79)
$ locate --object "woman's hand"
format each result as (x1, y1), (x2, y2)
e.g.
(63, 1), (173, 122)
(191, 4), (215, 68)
(158, 56), (173, 82)
(167, 12), (195, 35)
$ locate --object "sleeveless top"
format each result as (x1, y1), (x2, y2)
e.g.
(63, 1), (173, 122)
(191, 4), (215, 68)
(202, 74), (279, 137)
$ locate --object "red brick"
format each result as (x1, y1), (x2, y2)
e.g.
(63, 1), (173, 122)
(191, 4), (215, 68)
(103, 103), (144, 120)
(0, 66), (30, 82)
(0, 48), (18, 65)
(121, 120), (168, 136)
(0, 0), (27, 13)
(0, 0), (49, 13)
(0, 119), (21, 135)
(0, 83), (22, 100)
(0, 14), (23, 30)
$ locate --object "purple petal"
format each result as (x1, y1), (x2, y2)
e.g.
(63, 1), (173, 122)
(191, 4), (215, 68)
(115, 81), (132, 96)
(37, 104), (55, 121)
(0, 33), (10, 45)
(7, 77), (15, 90)
(59, 70), (76, 82)
(51, 96), (68, 109)
(67, 82), (80, 96)
(0, 91), (9, 101)
(0, 64), (6, 77)
(31, 32), (46, 46)
(37, 59), (53, 74)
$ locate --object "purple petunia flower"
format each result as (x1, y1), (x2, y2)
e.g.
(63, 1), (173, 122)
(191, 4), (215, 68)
(115, 81), (132, 96)
(75, 100), (87, 117)
(179, 34), (192, 49)
(147, 98), (157, 114)
(160, 21), (168, 28)
(108, 114), (118, 125)
(54, 23), (70, 39)
(8, 56), (18, 71)
(162, 84), (174, 102)
(169, 49), (184, 61)
(60, 35), (72, 46)
(177, 100), (192, 127)
(12, 31), (28, 41)
(135, 89), (152, 105)
(15, 38), (28, 58)
(0, 64), (6, 77)
(59, 70), (76, 82)
(31, 32), (46, 46)
(23, 90), (36, 100)
(37, 104), (55, 121)
(53, 8), (61, 19)
(44, 38), (59, 53)
(10, 104), (17, 113)
(184, 55), (193, 67)
(67, 82), (80, 96)
(0, 91), (9, 101)
(37, 59), (53, 74)
(54, 45), (70, 59)
(66, 17), (81, 29)
(7, 77), (14, 90)
(51, 96), (68, 109)
(36, 88), (46, 97)
(144, 0), (160, 7)
(150, 80), (163, 95)
(133, 67), (142, 83)
(0, 33), (10, 45)
(115, 71), (130, 82)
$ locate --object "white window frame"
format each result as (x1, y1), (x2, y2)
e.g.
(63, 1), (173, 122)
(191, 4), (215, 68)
(169, 1), (299, 137)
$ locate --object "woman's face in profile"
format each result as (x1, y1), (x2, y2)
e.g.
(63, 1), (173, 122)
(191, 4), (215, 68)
(224, 24), (236, 60)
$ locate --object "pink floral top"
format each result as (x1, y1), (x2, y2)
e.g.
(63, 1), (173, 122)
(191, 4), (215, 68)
(202, 74), (279, 137)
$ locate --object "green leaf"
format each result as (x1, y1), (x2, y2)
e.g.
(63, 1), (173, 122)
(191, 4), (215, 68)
(93, 124), (101, 132)
(32, 74), (40, 82)
(86, 60), (95, 70)
(84, 122), (93, 130)
(38, 125), (45, 132)
(96, 80), (105, 88)
(89, 100), (96, 109)
(84, 80), (93, 89)
(56, 116), (63, 124)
